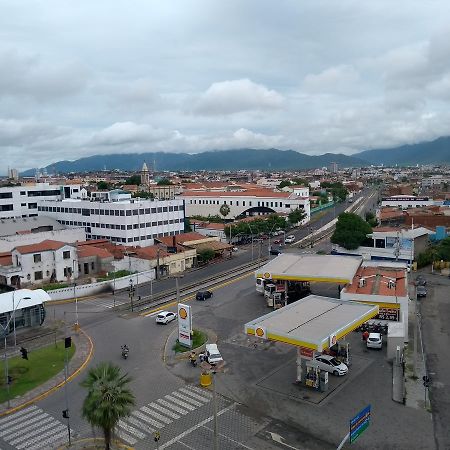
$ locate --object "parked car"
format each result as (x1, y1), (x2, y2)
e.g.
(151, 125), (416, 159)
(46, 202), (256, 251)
(156, 311), (177, 325)
(416, 275), (427, 286)
(366, 332), (383, 349)
(284, 235), (295, 244)
(416, 286), (427, 297)
(196, 290), (213, 301)
(273, 239), (282, 244)
(269, 248), (282, 256)
(314, 355), (348, 376)
(205, 343), (223, 365)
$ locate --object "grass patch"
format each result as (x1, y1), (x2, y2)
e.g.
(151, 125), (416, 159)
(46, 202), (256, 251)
(173, 329), (207, 353)
(41, 283), (70, 291)
(0, 342), (75, 403)
(97, 270), (132, 281)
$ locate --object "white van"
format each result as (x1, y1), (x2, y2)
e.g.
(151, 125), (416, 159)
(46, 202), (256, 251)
(205, 343), (223, 365)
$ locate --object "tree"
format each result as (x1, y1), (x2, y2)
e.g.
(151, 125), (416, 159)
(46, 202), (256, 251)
(331, 212), (372, 250)
(219, 203), (230, 220)
(365, 211), (378, 227)
(278, 180), (292, 189)
(288, 208), (306, 225)
(97, 181), (111, 190)
(124, 175), (141, 185)
(184, 217), (192, 232)
(197, 247), (215, 263)
(436, 237), (450, 261)
(132, 191), (154, 199)
(81, 362), (135, 450)
(157, 178), (172, 186)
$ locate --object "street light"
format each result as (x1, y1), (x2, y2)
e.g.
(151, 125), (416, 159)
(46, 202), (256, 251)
(2, 296), (30, 408)
(72, 260), (79, 329)
(12, 290), (29, 347)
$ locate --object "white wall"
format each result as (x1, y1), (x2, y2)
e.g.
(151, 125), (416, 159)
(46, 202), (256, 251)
(0, 228), (86, 252)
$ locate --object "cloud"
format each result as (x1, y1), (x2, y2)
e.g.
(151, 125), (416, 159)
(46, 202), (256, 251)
(192, 79), (285, 115)
(303, 65), (360, 94)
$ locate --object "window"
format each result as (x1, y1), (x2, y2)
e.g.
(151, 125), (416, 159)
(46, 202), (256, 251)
(126, 210), (131, 216)
(34, 271), (43, 280)
(0, 192), (12, 199)
(62, 251), (70, 259)
(33, 254), (41, 263)
(91, 262), (95, 270)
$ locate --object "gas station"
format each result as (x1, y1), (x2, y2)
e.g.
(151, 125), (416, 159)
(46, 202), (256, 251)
(245, 295), (379, 391)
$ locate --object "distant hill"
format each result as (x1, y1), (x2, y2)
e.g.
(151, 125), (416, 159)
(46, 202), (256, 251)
(21, 149), (366, 175)
(356, 136), (450, 165)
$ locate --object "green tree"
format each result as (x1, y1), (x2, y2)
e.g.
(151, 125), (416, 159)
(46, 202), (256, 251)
(277, 180), (292, 189)
(219, 203), (231, 220)
(331, 212), (372, 250)
(198, 247), (215, 263)
(288, 208), (306, 225)
(81, 362), (135, 450)
(157, 178), (172, 186)
(365, 211), (378, 227)
(97, 181), (111, 190)
(436, 237), (450, 261)
(184, 217), (192, 232)
(124, 175), (141, 185)
(132, 191), (154, 199)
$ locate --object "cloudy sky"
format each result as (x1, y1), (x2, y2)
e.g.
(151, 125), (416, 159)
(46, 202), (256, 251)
(2, 0), (450, 172)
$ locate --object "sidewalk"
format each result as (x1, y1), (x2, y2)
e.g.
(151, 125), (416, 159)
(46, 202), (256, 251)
(0, 327), (93, 415)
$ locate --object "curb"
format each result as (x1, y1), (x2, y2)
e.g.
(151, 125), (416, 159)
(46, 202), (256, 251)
(0, 327), (94, 417)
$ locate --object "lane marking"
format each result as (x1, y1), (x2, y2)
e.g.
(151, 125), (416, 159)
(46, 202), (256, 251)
(203, 424), (256, 450)
(0, 406), (37, 424)
(157, 398), (189, 415)
(159, 403), (236, 449)
(164, 395), (196, 411)
(135, 407), (172, 424)
(149, 402), (180, 419)
(0, 413), (51, 438)
(117, 420), (146, 439)
(179, 387), (211, 403)
(171, 391), (203, 407)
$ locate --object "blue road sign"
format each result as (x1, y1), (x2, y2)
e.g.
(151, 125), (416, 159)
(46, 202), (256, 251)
(350, 404), (371, 443)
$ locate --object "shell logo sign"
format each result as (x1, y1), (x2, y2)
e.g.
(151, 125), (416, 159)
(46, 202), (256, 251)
(263, 272), (271, 279)
(255, 326), (267, 339)
(178, 307), (188, 320)
(329, 334), (337, 347)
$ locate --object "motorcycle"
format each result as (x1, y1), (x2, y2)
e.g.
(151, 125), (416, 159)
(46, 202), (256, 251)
(189, 353), (197, 367)
(121, 345), (129, 359)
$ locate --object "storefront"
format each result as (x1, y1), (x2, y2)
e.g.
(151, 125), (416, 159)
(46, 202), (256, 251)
(245, 295), (378, 390)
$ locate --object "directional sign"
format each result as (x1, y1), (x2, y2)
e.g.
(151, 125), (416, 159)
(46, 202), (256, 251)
(350, 405), (371, 444)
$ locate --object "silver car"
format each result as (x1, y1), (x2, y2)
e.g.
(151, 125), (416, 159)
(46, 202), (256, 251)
(314, 355), (348, 376)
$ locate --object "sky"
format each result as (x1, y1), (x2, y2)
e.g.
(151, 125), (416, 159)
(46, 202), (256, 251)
(2, 0), (450, 172)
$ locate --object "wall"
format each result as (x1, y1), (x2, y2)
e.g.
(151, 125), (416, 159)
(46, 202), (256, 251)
(0, 228), (86, 252)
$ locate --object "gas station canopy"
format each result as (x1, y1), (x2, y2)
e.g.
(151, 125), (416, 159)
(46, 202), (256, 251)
(245, 295), (379, 352)
(256, 254), (362, 284)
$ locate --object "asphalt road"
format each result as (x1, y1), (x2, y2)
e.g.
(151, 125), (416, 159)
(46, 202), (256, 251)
(420, 272), (450, 450)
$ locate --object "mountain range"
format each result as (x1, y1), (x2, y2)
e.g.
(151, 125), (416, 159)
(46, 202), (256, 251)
(22, 136), (450, 175)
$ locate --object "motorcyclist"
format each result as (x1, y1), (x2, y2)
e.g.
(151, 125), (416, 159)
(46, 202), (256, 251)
(189, 351), (197, 366)
(121, 344), (129, 357)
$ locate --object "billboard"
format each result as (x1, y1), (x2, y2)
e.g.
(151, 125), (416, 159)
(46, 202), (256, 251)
(177, 303), (193, 348)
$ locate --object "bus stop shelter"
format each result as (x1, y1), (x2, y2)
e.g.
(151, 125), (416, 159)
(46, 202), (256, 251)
(244, 295), (379, 383)
(256, 254), (362, 284)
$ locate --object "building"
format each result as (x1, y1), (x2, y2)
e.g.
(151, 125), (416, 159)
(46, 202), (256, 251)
(7, 168), (18, 181)
(181, 188), (310, 223)
(421, 175), (450, 188)
(340, 263), (409, 341)
(0, 240), (79, 287)
(381, 195), (434, 209)
(0, 183), (82, 219)
(37, 195), (185, 247)
(0, 217), (86, 252)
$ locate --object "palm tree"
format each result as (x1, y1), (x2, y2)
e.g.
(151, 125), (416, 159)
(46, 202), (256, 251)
(219, 204), (231, 243)
(81, 362), (135, 450)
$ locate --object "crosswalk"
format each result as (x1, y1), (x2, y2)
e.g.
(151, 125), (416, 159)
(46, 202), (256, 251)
(115, 385), (213, 446)
(0, 405), (72, 450)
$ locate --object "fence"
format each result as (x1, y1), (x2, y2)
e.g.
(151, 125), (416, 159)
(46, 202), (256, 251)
(46, 269), (156, 301)
(310, 201), (335, 215)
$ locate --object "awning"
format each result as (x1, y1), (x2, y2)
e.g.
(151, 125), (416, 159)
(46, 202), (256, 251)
(244, 295), (379, 352)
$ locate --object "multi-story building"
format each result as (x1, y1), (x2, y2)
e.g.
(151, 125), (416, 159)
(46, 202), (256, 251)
(381, 195), (434, 209)
(181, 187), (310, 223)
(0, 183), (81, 219)
(38, 196), (185, 246)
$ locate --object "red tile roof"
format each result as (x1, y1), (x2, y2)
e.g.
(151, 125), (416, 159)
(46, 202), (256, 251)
(157, 232), (208, 246)
(0, 252), (12, 266)
(133, 245), (169, 260)
(14, 240), (69, 254)
(77, 246), (113, 259)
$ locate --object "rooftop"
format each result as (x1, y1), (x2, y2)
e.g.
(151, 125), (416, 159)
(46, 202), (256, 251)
(14, 240), (71, 254)
(181, 189), (291, 198)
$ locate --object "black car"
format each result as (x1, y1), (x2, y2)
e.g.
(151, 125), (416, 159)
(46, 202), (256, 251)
(269, 248), (282, 256)
(196, 290), (213, 301)
(416, 275), (427, 286)
(416, 286), (427, 297)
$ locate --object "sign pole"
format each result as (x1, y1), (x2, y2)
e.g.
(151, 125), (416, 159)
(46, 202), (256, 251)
(336, 432), (349, 450)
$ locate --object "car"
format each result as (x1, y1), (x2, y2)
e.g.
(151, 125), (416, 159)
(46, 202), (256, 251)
(205, 343), (223, 365)
(232, 247), (239, 252)
(196, 290), (213, 301)
(273, 239), (282, 244)
(284, 236), (295, 244)
(416, 285), (427, 297)
(416, 275), (427, 286)
(314, 354), (348, 376)
(269, 248), (282, 256)
(366, 332), (383, 349)
(155, 311), (177, 325)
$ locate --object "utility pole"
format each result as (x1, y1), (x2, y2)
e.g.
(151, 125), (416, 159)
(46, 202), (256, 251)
(129, 279), (134, 312)
(175, 276), (180, 304)
(63, 312), (72, 446)
(413, 282), (418, 378)
(212, 371), (218, 450)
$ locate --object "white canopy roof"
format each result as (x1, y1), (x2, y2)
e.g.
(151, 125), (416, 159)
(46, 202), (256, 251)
(0, 289), (50, 315)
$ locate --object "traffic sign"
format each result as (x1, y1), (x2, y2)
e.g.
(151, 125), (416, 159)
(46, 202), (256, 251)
(350, 405), (371, 444)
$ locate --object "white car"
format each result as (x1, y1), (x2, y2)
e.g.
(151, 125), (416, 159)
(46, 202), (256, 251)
(314, 355), (348, 376)
(284, 235), (295, 244)
(205, 343), (223, 365)
(366, 332), (382, 349)
(155, 311), (177, 325)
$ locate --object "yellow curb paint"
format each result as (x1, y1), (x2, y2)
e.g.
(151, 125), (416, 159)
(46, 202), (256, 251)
(0, 327), (94, 417)
(140, 271), (253, 317)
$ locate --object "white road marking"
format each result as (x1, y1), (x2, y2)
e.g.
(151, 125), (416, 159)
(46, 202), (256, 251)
(159, 403), (236, 449)
(179, 387), (211, 403)
(117, 420), (146, 439)
(203, 424), (256, 449)
(28, 429), (68, 450)
(15, 423), (66, 449)
(187, 385), (213, 398)
(165, 395), (196, 411)
(0, 406), (38, 426)
(0, 414), (53, 439)
(157, 398), (189, 415)
(136, 407), (172, 424)
(115, 429), (137, 445)
(149, 401), (181, 419)
(126, 415), (156, 434)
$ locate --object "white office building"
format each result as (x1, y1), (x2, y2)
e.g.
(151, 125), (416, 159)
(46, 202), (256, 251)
(0, 183), (82, 219)
(38, 196), (185, 246)
(181, 187), (310, 223)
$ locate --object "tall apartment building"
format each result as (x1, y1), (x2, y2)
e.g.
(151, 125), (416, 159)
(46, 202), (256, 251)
(38, 196), (185, 247)
(0, 183), (81, 219)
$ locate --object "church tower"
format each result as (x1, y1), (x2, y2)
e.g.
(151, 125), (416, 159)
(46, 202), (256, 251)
(140, 162), (150, 186)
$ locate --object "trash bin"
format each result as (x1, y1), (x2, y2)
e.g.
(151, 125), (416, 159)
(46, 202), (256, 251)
(200, 372), (212, 387)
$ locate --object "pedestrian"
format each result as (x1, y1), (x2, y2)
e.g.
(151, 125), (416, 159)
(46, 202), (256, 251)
(362, 330), (369, 342)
